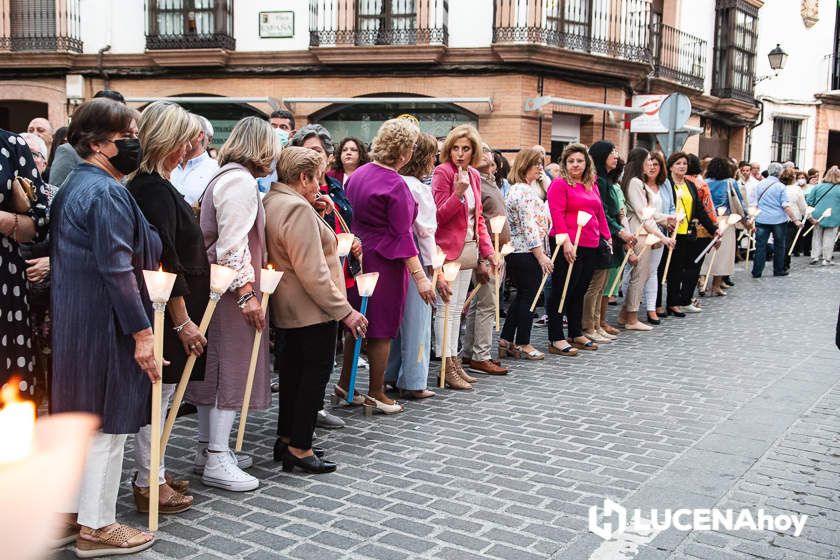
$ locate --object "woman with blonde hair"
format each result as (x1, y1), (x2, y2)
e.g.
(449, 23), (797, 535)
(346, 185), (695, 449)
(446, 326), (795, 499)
(499, 147), (552, 359)
(185, 116), (280, 491)
(385, 132), (445, 398)
(432, 124), (497, 387)
(266, 146), (367, 472)
(127, 101), (210, 514)
(546, 143), (612, 355)
(335, 118), (435, 414)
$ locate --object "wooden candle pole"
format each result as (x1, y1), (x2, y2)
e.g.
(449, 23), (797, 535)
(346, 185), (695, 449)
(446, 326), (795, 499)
(660, 215), (684, 286)
(558, 225), (583, 314)
(149, 305), (164, 532)
(530, 235), (564, 312)
(494, 232), (501, 332)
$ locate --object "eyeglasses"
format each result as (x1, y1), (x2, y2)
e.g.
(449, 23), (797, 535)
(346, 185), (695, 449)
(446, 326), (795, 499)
(481, 147), (492, 153)
(32, 151), (45, 161)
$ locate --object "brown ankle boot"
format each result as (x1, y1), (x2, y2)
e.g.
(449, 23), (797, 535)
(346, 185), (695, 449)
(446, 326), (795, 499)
(453, 358), (478, 383)
(444, 359), (472, 390)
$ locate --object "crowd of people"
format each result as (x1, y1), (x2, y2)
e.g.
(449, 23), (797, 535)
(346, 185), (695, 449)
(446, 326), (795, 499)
(0, 92), (837, 557)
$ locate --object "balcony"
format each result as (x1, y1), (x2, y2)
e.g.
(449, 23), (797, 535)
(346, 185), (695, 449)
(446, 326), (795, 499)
(145, 0), (235, 51)
(309, 0), (449, 47)
(492, 0), (652, 64)
(0, 0), (82, 53)
(651, 23), (706, 90)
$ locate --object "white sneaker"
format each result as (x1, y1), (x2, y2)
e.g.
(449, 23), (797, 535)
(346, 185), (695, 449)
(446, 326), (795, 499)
(357, 356), (369, 369)
(683, 304), (702, 313)
(583, 330), (610, 343)
(193, 444), (253, 475)
(821, 259), (834, 266)
(201, 449), (259, 492)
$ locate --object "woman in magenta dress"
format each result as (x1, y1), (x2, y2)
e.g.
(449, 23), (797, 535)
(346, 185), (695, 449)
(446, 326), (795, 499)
(337, 118), (435, 414)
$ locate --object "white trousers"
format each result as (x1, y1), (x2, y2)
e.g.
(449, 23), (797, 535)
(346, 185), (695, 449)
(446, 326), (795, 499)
(811, 225), (838, 262)
(133, 383), (176, 488)
(197, 404), (237, 452)
(72, 431), (128, 529)
(434, 269), (472, 357)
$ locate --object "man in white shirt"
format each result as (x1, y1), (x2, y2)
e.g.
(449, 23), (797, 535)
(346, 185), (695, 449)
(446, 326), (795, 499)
(170, 115), (219, 204)
(743, 161), (762, 206)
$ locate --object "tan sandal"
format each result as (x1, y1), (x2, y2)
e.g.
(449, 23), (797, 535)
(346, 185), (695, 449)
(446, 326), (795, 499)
(132, 473), (193, 514)
(164, 471), (190, 494)
(75, 524), (155, 558)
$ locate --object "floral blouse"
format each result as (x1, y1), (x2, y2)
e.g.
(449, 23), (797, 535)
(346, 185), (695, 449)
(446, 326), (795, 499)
(506, 182), (551, 253)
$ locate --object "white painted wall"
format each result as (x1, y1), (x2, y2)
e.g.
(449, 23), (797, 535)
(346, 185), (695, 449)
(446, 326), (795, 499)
(233, 0), (310, 52)
(80, 0), (145, 55)
(678, 0), (716, 95)
(448, 0), (493, 48)
(749, 0), (837, 168)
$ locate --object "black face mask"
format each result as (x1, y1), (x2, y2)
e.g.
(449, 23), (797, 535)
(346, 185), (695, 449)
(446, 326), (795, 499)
(107, 138), (142, 175)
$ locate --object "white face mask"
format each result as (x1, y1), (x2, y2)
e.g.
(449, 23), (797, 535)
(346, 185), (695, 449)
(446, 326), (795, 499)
(797, 178), (806, 186)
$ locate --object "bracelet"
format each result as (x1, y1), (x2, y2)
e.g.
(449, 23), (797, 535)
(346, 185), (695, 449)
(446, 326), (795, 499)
(409, 268), (424, 276)
(236, 290), (257, 309)
(4, 213), (18, 242)
(173, 318), (190, 333)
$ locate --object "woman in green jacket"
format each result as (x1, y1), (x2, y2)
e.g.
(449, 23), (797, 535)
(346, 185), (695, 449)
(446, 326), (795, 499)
(804, 166), (840, 265)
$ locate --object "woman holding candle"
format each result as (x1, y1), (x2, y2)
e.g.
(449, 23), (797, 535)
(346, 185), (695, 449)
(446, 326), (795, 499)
(703, 157), (747, 294)
(50, 98), (158, 555)
(499, 148), (552, 359)
(582, 141), (634, 342)
(664, 152), (719, 316)
(619, 148), (675, 330)
(265, 146), (368, 472)
(384, 132), (446, 397)
(185, 117), (280, 492)
(336, 118), (435, 413)
(327, 136), (369, 186)
(643, 151), (677, 322)
(127, 101), (212, 513)
(431, 124), (498, 387)
(805, 166), (840, 266)
(546, 144), (612, 355)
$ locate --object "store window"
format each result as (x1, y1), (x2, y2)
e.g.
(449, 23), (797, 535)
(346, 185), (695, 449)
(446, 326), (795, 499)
(770, 117), (805, 167)
(311, 98), (477, 145)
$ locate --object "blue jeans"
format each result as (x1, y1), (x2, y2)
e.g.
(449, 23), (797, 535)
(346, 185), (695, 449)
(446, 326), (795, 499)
(385, 278), (431, 391)
(753, 222), (787, 276)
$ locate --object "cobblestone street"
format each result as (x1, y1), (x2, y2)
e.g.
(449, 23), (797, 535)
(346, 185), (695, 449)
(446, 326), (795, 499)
(54, 257), (840, 560)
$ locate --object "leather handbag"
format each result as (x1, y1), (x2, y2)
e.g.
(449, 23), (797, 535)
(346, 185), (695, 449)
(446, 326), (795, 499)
(10, 176), (36, 213)
(453, 239), (479, 270)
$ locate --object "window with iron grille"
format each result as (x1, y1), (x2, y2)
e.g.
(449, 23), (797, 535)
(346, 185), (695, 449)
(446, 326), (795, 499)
(770, 117), (805, 167)
(7, 0), (82, 52)
(711, 0), (758, 102)
(356, 0), (418, 45)
(146, 0), (234, 50)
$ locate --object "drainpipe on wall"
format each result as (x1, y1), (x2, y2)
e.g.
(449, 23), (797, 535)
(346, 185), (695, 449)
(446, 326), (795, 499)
(97, 45), (112, 91)
(746, 98), (765, 161)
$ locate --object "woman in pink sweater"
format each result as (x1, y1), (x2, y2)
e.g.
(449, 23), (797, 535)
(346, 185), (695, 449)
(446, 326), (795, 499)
(546, 144), (612, 355)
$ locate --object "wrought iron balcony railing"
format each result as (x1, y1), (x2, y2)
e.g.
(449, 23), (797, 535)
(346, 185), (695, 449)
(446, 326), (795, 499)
(310, 0), (448, 47)
(0, 0), (82, 53)
(145, 0), (235, 51)
(651, 23), (707, 90)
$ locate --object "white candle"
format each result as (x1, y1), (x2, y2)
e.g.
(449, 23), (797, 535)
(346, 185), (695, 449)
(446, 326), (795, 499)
(355, 272), (380, 297)
(209, 264), (236, 295)
(442, 262), (462, 282)
(336, 233), (355, 258)
(489, 215), (507, 234)
(143, 266), (177, 303)
(0, 382), (35, 464)
(576, 210), (593, 227)
(260, 265), (284, 294)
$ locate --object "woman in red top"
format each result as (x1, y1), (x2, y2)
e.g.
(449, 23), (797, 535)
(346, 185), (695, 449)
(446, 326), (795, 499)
(432, 125), (497, 389)
(546, 144), (612, 356)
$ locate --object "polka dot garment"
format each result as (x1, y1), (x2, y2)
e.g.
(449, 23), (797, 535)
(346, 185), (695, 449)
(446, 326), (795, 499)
(0, 128), (49, 400)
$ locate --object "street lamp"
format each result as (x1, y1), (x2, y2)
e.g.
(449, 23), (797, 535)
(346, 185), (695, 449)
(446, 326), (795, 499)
(754, 44), (788, 85)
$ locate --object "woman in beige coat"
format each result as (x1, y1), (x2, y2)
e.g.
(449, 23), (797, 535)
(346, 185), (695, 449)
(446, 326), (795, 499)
(620, 148), (675, 330)
(265, 146), (367, 474)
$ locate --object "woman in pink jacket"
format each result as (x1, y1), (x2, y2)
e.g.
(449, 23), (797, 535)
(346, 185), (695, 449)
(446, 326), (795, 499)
(432, 125), (497, 389)
(547, 143), (612, 356)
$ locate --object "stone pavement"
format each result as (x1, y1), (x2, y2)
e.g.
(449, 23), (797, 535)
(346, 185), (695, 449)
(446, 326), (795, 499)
(52, 257), (840, 560)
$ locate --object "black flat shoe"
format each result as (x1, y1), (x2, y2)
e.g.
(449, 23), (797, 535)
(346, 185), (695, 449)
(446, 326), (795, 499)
(666, 308), (686, 318)
(273, 439), (324, 462)
(281, 450), (336, 474)
(646, 314), (661, 325)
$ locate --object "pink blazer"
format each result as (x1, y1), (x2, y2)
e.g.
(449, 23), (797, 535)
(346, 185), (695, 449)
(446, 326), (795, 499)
(432, 161), (494, 260)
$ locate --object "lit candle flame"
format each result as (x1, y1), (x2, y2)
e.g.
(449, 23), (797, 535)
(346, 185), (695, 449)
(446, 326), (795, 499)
(267, 263), (274, 271)
(0, 378), (35, 464)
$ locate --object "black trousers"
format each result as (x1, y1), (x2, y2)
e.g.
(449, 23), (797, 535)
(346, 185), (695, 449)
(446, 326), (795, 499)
(275, 321), (338, 450)
(547, 242), (597, 341)
(500, 252), (541, 345)
(666, 234), (705, 307)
